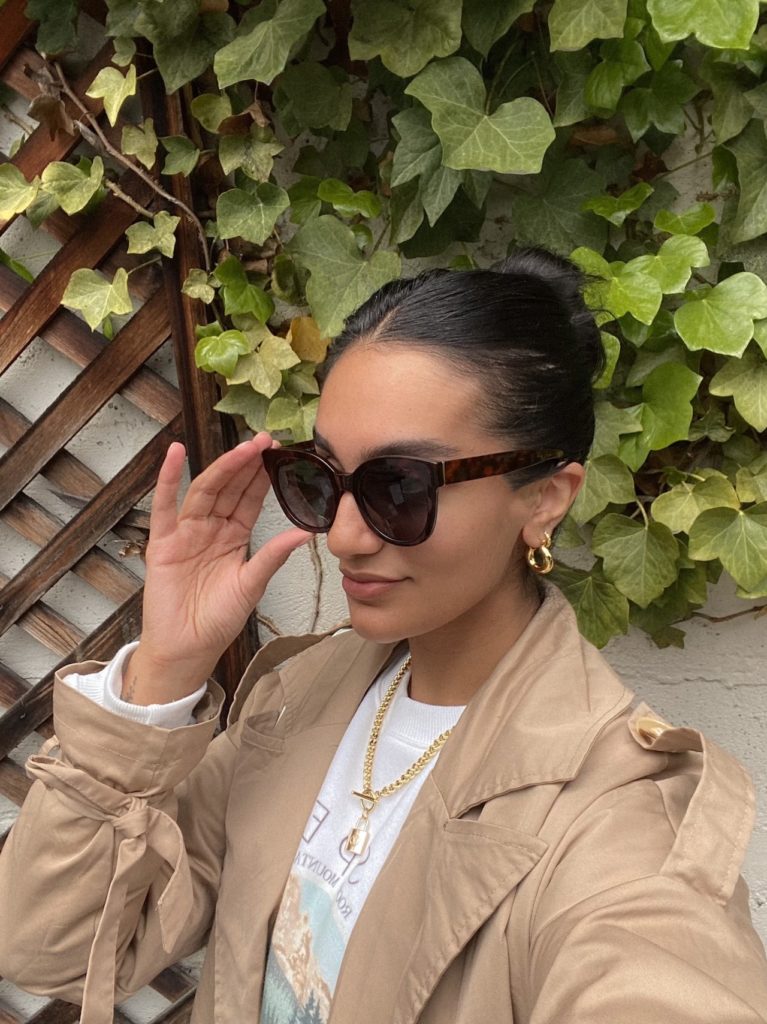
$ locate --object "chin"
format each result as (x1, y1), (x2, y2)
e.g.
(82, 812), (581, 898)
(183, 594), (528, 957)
(346, 605), (410, 645)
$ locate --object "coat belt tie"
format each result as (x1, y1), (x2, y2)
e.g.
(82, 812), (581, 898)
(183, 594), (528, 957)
(26, 744), (193, 1024)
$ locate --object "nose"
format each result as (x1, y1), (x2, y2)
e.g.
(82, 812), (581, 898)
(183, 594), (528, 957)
(326, 491), (384, 558)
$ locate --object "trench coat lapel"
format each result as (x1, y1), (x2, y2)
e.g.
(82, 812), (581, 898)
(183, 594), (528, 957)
(327, 586), (632, 1024)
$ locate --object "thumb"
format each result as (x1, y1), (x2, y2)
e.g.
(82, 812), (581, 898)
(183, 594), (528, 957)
(241, 528), (314, 600)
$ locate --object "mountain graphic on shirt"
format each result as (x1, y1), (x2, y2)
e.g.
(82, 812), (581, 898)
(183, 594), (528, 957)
(261, 872), (343, 1024)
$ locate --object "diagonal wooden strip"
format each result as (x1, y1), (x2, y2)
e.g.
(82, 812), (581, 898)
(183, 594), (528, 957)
(147, 989), (196, 1024)
(0, 173), (154, 374)
(0, 589), (143, 759)
(0, 1004), (21, 1024)
(150, 966), (197, 1002)
(0, 570), (85, 654)
(0, 266), (180, 424)
(25, 1001), (82, 1024)
(0, 663), (29, 708)
(0, 289), (170, 511)
(0, 0), (33, 73)
(0, 758), (32, 804)
(2, 493), (141, 605)
(0, 415), (181, 637)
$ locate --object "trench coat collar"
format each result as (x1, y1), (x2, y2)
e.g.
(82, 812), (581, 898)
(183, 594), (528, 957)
(273, 583), (632, 814)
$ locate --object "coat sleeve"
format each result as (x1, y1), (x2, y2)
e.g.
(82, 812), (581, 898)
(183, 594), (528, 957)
(525, 713), (767, 1023)
(0, 672), (235, 1017)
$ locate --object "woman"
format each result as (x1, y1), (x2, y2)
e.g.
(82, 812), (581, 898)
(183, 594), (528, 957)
(1, 249), (766, 1023)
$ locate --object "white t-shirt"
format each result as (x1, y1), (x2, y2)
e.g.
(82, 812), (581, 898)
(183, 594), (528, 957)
(62, 643), (465, 1024)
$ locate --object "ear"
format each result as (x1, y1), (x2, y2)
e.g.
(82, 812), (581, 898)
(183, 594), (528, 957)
(521, 462), (585, 549)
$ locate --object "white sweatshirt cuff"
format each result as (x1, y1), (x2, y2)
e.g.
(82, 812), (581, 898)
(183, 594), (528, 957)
(60, 641), (209, 729)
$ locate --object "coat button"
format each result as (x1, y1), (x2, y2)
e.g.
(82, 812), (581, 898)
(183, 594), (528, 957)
(636, 715), (673, 743)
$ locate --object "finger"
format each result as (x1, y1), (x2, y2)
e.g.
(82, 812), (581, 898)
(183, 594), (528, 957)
(239, 527), (313, 604)
(229, 447), (280, 532)
(181, 433), (272, 520)
(149, 442), (186, 541)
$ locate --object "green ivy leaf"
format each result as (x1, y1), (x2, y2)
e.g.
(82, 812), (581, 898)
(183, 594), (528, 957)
(512, 157), (607, 254)
(216, 183), (290, 245)
(709, 345), (767, 431)
(112, 36), (136, 67)
(153, 13), (235, 94)
(0, 165), (40, 219)
(550, 564), (629, 648)
(61, 267), (133, 331)
(27, 0), (78, 55)
(391, 106), (441, 187)
(182, 268), (216, 304)
(190, 93), (232, 133)
(161, 136), (200, 176)
(214, 384), (270, 432)
(461, 0), (534, 56)
(85, 65), (137, 127)
(736, 453), (767, 503)
(548, 0), (627, 51)
(584, 38), (650, 113)
(688, 503), (767, 591)
(125, 211), (180, 258)
(275, 62), (352, 132)
(573, 248), (662, 325)
(228, 351), (282, 398)
(0, 247), (34, 283)
(595, 331), (620, 388)
(213, 255), (274, 321)
(552, 51), (595, 126)
(637, 362), (702, 452)
(727, 121), (767, 245)
(618, 61), (698, 140)
(571, 453), (636, 524)
(284, 361), (321, 398)
(675, 273), (767, 356)
(629, 234), (709, 294)
(702, 60), (753, 144)
(289, 215), (401, 336)
(265, 395), (319, 441)
(219, 127), (284, 181)
(582, 182), (653, 226)
(121, 118), (158, 170)
(260, 331), (302, 372)
(653, 202), (715, 235)
(592, 514), (680, 608)
(647, 0), (758, 50)
(349, 0), (462, 78)
(317, 179), (382, 219)
(592, 400), (643, 457)
(652, 474), (740, 534)
(40, 156), (104, 215)
(195, 329), (252, 377)
(406, 57), (555, 173)
(214, 0), (324, 87)
(288, 177), (322, 225)
(390, 178), (425, 244)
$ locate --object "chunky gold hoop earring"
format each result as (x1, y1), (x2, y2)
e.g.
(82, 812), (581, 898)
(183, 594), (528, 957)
(527, 531), (554, 575)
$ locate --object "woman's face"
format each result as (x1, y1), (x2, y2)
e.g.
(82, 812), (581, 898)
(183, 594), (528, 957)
(314, 343), (561, 645)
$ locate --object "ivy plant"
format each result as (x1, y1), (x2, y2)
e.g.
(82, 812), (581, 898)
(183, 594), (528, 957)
(3, 0), (767, 648)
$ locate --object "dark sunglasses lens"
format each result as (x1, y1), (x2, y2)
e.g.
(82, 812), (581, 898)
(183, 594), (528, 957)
(359, 460), (433, 543)
(275, 457), (336, 530)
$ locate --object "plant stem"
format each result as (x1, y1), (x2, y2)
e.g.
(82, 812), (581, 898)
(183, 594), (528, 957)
(693, 604), (767, 623)
(51, 60), (211, 270)
(636, 499), (649, 527)
(104, 179), (155, 219)
(656, 149), (714, 180)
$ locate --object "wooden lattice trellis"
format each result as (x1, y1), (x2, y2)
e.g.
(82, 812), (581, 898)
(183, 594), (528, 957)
(0, 3), (258, 1019)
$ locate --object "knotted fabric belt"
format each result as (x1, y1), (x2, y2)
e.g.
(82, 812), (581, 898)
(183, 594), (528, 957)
(26, 738), (193, 1024)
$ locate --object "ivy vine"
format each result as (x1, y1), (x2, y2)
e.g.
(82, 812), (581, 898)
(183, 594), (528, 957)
(2, 0), (767, 648)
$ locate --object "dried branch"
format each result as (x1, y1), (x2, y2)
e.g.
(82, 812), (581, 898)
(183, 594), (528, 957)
(51, 60), (211, 271)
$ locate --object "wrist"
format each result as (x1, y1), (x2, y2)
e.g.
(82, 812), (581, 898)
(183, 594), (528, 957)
(120, 644), (215, 706)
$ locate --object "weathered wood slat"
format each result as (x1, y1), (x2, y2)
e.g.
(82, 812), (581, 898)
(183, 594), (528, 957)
(0, 571), (85, 655)
(0, 0), (33, 73)
(0, 662), (29, 707)
(0, 266), (180, 424)
(0, 589), (143, 759)
(0, 289), (170, 511)
(0, 174), (154, 373)
(150, 966), (196, 1002)
(148, 989), (196, 1024)
(0, 1003), (21, 1024)
(0, 758), (32, 804)
(2, 494), (140, 606)
(25, 1002), (81, 1024)
(0, 416), (180, 637)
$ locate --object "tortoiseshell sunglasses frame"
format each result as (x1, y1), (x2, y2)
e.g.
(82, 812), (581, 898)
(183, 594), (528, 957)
(262, 441), (569, 546)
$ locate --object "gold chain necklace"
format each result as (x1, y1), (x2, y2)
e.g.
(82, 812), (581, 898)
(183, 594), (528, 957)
(345, 654), (454, 856)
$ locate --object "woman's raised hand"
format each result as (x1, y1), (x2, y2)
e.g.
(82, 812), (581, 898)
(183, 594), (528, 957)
(123, 433), (312, 704)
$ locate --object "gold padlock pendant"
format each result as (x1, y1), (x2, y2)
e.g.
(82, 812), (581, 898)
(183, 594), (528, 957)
(346, 823), (370, 856)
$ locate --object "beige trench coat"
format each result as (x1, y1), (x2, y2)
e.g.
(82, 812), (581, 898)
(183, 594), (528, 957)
(1, 587), (766, 1023)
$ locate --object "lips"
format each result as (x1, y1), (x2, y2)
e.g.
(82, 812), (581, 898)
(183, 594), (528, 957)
(341, 571), (403, 583)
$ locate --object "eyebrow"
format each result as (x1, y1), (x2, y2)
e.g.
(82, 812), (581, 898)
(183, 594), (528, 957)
(312, 428), (459, 461)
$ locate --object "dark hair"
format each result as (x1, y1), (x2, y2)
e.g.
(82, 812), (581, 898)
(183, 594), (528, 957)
(320, 247), (604, 480)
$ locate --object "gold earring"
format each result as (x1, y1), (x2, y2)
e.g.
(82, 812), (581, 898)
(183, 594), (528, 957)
(527, 531), (554, 575)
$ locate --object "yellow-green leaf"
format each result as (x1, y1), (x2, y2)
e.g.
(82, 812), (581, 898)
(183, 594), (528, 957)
(85, 65), (137, 127)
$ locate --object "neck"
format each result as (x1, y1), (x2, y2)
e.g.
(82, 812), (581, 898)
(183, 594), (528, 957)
(406, 577), (543, 706)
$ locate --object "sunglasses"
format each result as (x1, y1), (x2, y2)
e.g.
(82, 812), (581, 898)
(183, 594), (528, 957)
(261, 441), (568, 546)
